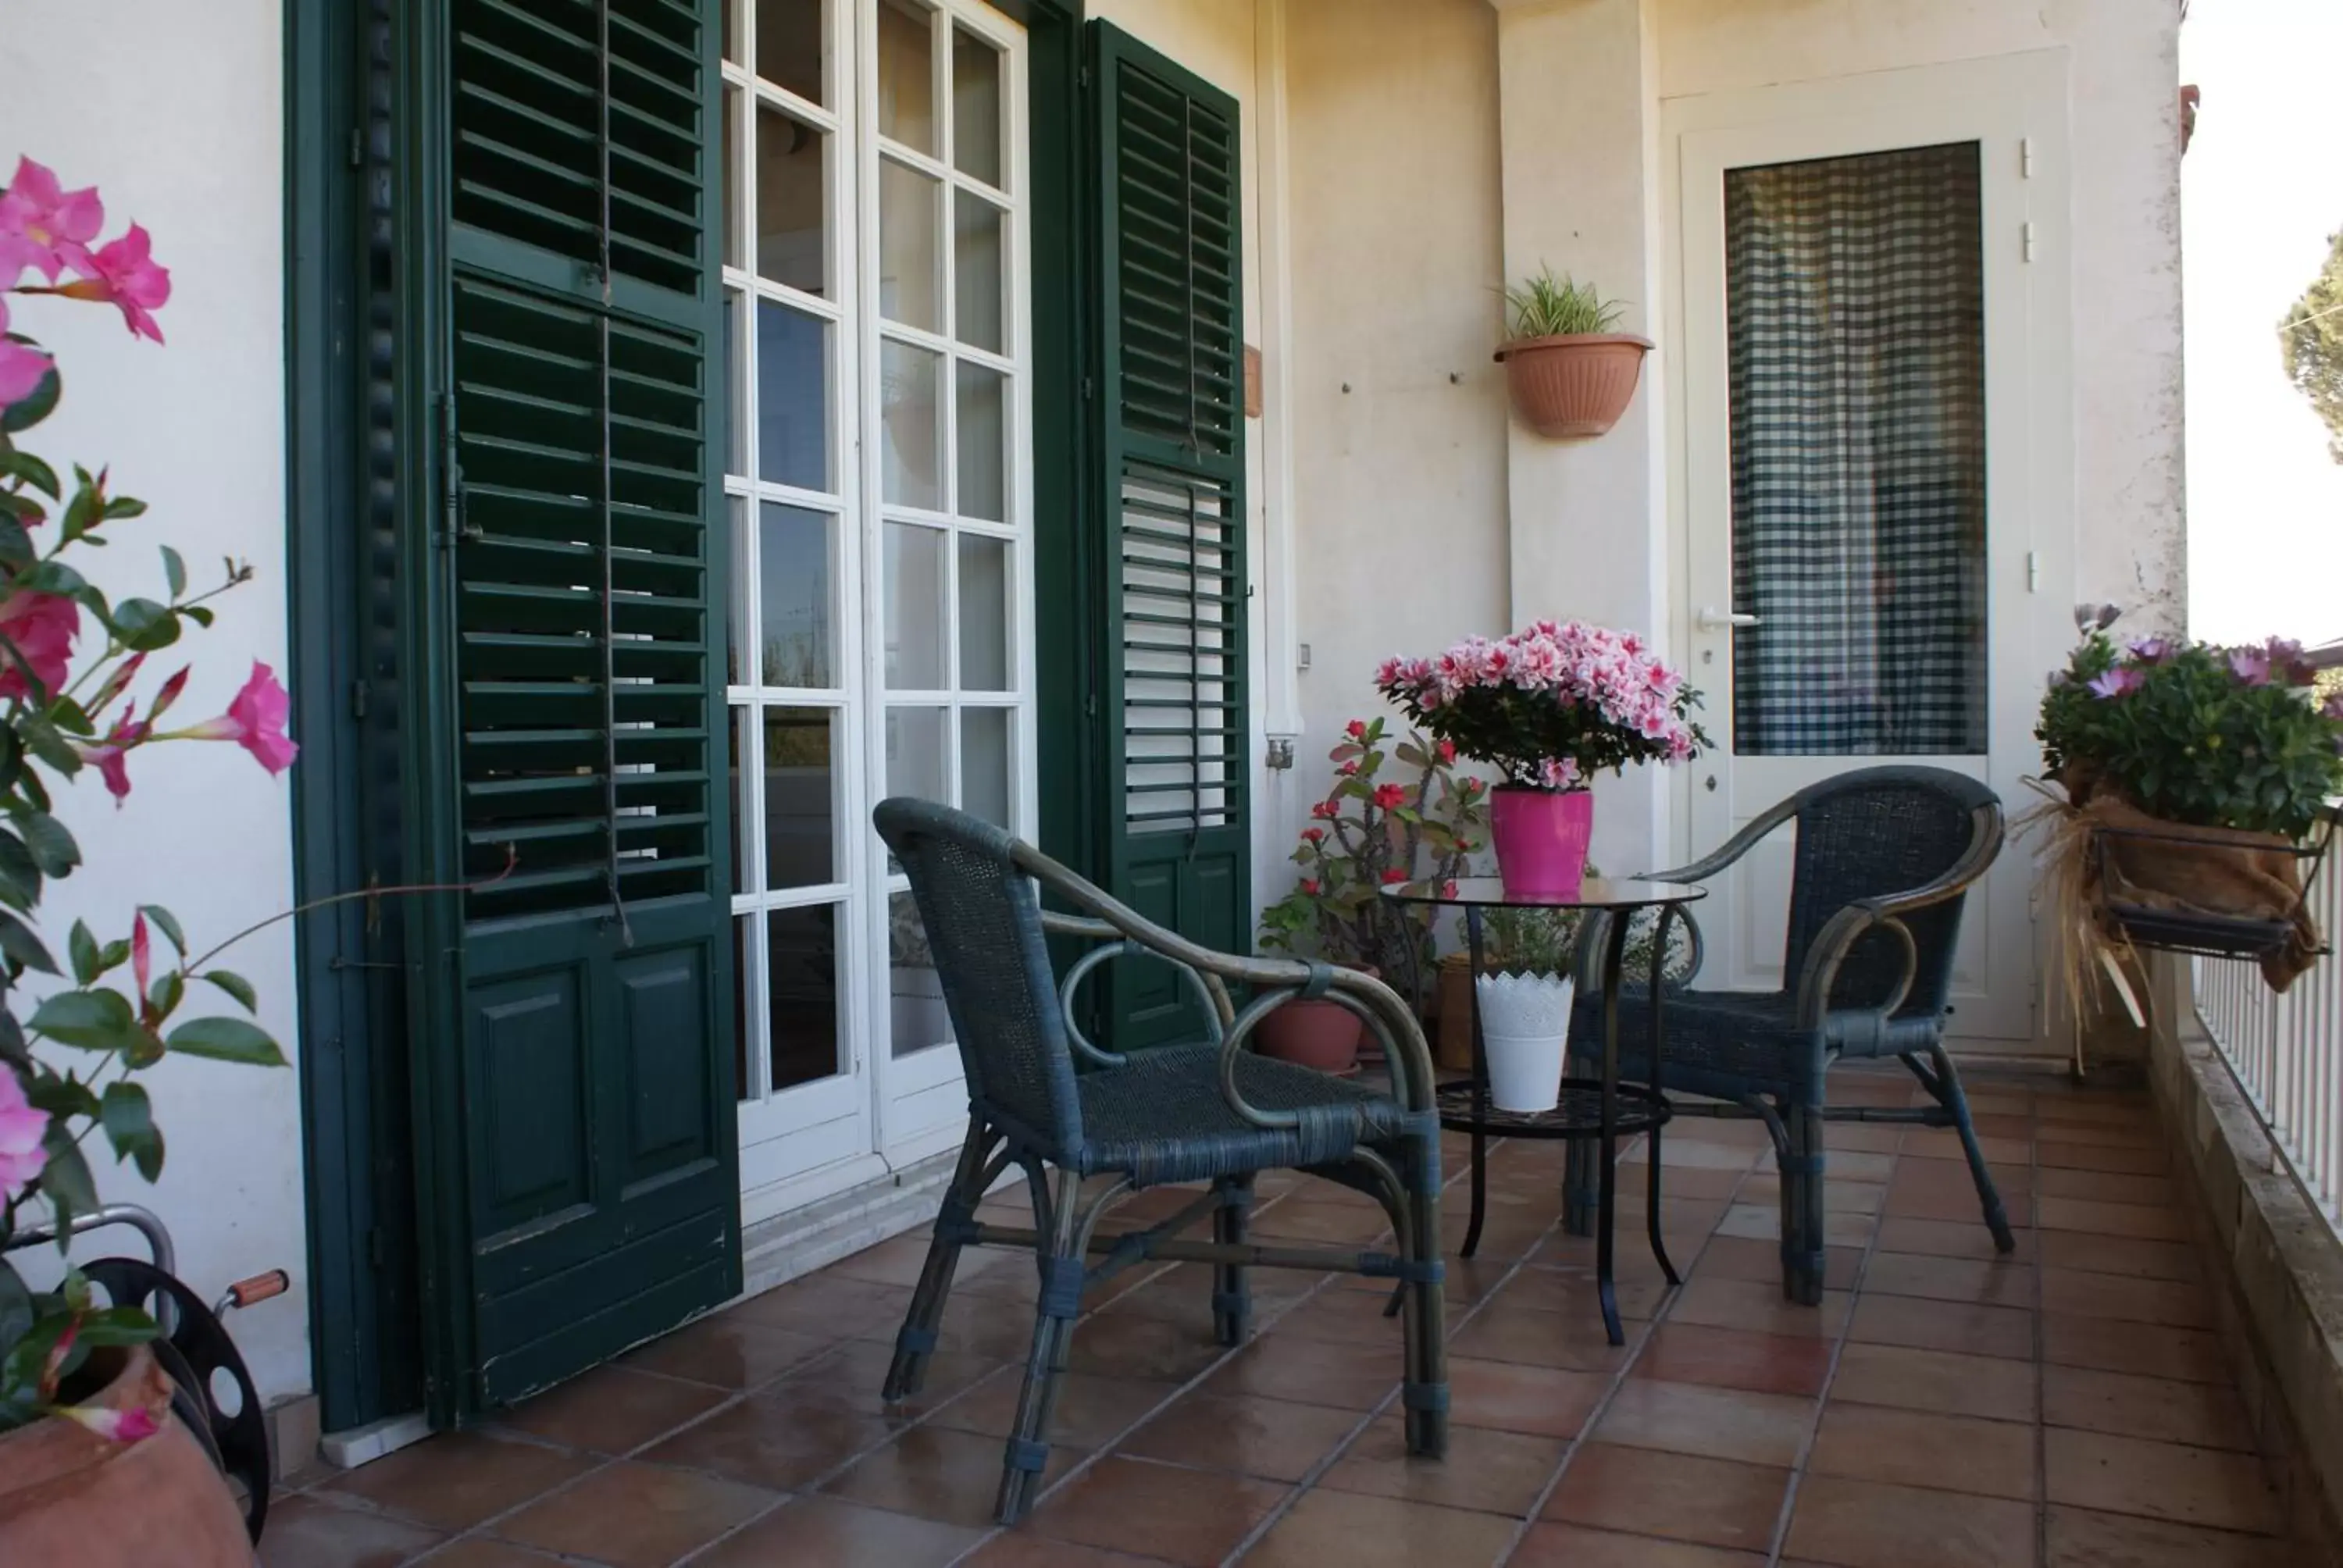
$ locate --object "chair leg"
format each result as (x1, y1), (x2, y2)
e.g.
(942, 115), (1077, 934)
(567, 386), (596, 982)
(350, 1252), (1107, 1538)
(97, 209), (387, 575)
(1211, 1175), (1254, 1347)
(1924, 1043), (2018, 1254)
(886, 1121), (994, 1402)
(1781, 1100), (1826, 1306)
(1402, 1146), (1449, 1460)
(995, 1167), (1085, 1525)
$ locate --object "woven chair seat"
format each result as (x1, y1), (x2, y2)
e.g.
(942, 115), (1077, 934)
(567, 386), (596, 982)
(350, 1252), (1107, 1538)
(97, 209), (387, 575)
(1077, 1044), (1411, 1187)
(1572, 986), (1949, 1099)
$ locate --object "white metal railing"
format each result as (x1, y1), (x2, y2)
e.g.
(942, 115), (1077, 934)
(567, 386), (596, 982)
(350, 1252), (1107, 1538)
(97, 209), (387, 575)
(2193, 813), (2343, 1225)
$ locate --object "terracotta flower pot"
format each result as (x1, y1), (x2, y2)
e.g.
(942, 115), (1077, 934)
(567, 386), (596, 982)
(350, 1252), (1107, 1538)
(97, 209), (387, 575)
(1494, 332), (1654, 439)
(0, 1345), (249, 1565)
(1255, 965), (1376, 1075)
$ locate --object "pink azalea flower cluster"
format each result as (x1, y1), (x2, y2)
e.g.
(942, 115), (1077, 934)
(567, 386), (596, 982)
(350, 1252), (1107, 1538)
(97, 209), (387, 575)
(0, 157), (173, 401)
(1376, 620), (1705, 788)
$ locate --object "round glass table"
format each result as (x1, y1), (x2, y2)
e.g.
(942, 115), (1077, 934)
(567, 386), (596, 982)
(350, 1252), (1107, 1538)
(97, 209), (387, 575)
(1382, 875), (1707, 1345)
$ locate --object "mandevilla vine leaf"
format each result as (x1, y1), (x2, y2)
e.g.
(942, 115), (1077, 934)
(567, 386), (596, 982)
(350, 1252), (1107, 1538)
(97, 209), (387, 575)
(0, 158), (294, 1435)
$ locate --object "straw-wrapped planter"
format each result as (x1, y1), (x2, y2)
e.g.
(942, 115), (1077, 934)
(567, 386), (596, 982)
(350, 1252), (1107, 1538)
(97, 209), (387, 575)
(2030, 615), (2343, 1013)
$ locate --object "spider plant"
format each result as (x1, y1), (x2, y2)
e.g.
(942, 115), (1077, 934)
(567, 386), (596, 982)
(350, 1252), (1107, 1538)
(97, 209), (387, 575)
(1503, 267), (1625, 340)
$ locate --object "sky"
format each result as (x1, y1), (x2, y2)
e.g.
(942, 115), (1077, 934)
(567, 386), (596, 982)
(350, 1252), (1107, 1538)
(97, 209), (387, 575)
(2181, 0), (2343, 647)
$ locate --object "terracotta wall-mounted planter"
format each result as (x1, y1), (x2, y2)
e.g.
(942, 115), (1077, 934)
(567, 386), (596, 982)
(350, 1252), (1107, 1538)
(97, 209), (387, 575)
(1494, 332), (1654, 439)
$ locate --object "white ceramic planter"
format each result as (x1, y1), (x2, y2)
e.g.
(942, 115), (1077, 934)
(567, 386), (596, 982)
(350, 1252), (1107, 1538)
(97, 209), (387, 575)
(1475, 971), (1575, 1114)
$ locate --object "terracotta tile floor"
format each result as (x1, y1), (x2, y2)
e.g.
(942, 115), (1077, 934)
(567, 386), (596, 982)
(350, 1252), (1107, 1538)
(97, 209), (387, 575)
(262, 1066), (2333, 1567)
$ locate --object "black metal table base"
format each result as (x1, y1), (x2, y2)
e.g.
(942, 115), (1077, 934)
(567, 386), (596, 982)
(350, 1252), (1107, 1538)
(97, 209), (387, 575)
(1395, 893), (1700, 1348)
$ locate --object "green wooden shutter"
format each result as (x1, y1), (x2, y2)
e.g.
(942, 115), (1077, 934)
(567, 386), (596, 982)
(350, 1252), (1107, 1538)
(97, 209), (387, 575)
(1089, 23), (1250, 1050)
(424, 0), (738, 1411)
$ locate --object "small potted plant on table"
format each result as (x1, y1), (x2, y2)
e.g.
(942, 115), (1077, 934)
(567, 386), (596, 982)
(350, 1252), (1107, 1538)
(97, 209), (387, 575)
(1493, 267), (1653, 439)
(1257, 718), (1485, 1073)
(1377, 622), (1707, 900)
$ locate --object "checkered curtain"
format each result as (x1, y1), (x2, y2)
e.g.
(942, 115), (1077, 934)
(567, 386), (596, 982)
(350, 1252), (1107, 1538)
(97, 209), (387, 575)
(1725, 142), (1988, 757)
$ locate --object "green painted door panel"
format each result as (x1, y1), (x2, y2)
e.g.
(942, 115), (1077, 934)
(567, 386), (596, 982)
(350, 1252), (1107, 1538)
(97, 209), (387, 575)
(1089, 23), (1250, 1052)
(418, 0), (740, 1416)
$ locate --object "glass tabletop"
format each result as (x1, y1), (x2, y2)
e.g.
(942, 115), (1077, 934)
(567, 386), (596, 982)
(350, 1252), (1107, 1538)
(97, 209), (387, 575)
(1380, 875), (1707, 911)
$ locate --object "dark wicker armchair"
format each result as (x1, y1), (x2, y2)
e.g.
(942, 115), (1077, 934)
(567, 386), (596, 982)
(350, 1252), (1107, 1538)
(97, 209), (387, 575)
(872, 799), (1448, 1523)
(1567, 766), (2015, 1304)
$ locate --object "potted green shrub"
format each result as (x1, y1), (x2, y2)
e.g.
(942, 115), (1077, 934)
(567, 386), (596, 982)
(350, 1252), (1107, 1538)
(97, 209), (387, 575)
(2035, 608), (2343, 993)
(1492, 267), (1653, 438)
(1257, 718), (1486, 1073)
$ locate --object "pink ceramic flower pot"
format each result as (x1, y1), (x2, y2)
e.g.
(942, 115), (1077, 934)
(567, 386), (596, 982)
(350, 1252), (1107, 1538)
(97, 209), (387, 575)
(1490, 786), (1593, 898)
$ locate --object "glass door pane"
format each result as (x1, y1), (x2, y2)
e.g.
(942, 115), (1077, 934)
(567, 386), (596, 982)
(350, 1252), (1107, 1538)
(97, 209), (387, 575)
(1725, 141), (1988, 757)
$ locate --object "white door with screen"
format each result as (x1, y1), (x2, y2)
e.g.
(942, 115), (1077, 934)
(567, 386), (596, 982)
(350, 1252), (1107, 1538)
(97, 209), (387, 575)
(1670, 55), (2073, 1051)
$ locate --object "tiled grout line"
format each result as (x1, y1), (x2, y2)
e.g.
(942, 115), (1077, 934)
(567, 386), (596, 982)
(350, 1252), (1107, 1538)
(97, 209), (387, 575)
(1204, 1134), (1646, 1567)
(2026, 1087), (2052, 1568)
(939, 1135), (1548, 1566)
(387, 1224), (1218, 1567)
(1759, 1096), (1922, 1566)
(1487, 1131), (1775, 1568)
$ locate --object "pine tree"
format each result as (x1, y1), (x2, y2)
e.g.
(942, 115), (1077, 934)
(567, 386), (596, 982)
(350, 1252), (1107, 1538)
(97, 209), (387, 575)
(2280, 229), (2343, 464)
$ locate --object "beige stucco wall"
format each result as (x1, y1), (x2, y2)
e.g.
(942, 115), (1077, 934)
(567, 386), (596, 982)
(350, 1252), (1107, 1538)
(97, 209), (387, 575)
(1659, 0), (2189, 633)
(1284, 0), (1510, 773)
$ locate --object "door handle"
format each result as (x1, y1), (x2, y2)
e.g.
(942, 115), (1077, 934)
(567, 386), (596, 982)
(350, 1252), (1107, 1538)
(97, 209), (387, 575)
(1697, 606), (1761, 632)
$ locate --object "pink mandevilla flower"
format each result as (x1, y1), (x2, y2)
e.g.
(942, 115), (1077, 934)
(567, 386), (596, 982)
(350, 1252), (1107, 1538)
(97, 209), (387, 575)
(73, 705), (150, 804)
(182, 661), (300, 775)
(55, 1403), (160, 1445)
(0, 298), (53, 407)
(0, 591), (78, 700)
(0, 1069), (47, 1205)
(0, 158), (103, 283)
(60, 223), (171, 344)
(131, 911), (152, 1001)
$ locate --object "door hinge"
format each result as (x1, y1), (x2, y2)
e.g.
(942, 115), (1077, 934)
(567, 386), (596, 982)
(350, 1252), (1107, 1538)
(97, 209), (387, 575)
(2021, 222), (2038, 263)
(1081, 375), (1095, 402)
(2020, 137), (2035, 180)
(438, 392), (476, 547)
(1079, 63), (1092, 91)
(350, 679), (369, 720)
(347, 128), (364, 170)
(2026, 551), (2040, 593)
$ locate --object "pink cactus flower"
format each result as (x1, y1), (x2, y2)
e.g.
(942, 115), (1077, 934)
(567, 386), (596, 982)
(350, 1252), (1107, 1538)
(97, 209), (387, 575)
(1298, 878), (1321, 896)
(0, 591), (79, 700)
(1436, 739), (1457, 764)
(1310, 800), (1339, 821)
(1299, 827), (1326, 846)
(1380, 868), (1409, 886)
(0, 1069), (47, 1204)
(59, 223), (170, 343)
(1344, 718), (1368, 740)
(181, 662), (299, 775)
(1372, 782), (1407, 811)
(0, 158), (103, 283)
(55, 1403), (160, 1444)
(0, 297), (52, 406)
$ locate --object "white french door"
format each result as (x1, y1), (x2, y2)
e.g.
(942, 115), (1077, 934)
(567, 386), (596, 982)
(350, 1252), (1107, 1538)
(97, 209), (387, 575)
(721, 0), (1034, 1222)
(1669, 54), (2073, 1051)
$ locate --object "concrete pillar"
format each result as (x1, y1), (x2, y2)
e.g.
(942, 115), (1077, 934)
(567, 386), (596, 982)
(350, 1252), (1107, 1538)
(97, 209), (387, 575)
(1490, 0), (1668, 875)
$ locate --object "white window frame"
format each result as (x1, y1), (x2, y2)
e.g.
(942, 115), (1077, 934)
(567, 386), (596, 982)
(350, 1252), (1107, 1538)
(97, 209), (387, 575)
(858, 0), (1036, 1164)
(721, 0), (1036, 1216)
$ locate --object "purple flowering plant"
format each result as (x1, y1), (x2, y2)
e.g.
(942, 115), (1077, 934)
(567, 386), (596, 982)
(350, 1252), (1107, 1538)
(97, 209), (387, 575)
(2038, 610), (2343, 839)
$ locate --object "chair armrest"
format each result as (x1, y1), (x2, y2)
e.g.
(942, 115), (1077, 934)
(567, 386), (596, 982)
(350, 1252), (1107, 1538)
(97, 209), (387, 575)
(1639, 792), (1807, 886)
(1011, 842), (1440, 1120)
(1789, 804), (2003, 1030)
(1055, 940), (1225, 1068)
(1571, 906), (1708, 996)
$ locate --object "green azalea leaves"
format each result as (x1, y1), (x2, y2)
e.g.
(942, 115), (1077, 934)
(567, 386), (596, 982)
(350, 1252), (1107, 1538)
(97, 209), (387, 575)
(99, 1082), (162, 1182)
(29, 989), (143, 1053)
